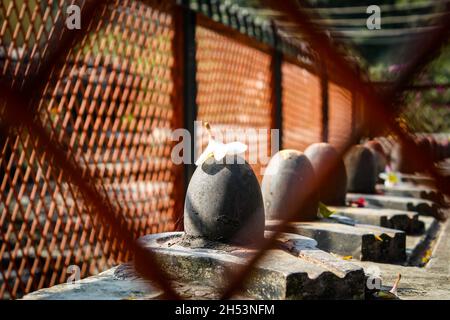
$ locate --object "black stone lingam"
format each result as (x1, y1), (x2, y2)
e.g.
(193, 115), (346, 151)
(390, 142), (413, 173)
(304, 143), (347, 206)
(391, 138), (438, 173)
(344, 145), (377, 194)
(184, 155), (265, 245)
(262, 150), (319, 222)
(365, 140), (387, 178)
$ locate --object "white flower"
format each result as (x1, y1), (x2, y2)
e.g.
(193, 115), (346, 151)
(195, 122), (247, 166)
(379, 171), (400, 187)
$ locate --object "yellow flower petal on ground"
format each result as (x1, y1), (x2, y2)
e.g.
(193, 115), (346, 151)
(374, 234), (383, 241)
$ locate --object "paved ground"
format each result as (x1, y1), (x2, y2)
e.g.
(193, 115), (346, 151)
(353, 216), (450, 299)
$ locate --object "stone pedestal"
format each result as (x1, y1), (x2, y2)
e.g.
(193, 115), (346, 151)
(329, 206), (424, 234)
(23, 231), (367, 300)
(346, 193), (441, 217)
(266, 220), (406, 262)
(376, 184), (446, 206)
(394, 173), (436, 187)
(135, 232), (365, 299)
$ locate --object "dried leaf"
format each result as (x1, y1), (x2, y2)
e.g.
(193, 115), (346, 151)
(374, 234), (383, 241)
(318, 202), (335, 218)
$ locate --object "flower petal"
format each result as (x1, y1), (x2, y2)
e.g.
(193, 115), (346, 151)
(224, 142), (247, 155)
(195, 144), (215, 166)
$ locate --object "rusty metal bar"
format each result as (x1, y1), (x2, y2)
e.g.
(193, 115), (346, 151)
(182, 0), (198, 191)
(271, 24), (283, 149)
(320, 59), (329, 142)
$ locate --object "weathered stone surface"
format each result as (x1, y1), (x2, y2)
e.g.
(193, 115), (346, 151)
(22, 266), (164, 300)
(329, 206), (423, 234)
(344, 145), (377, 194)
(304, 143), (347, 206)
(134, 232), (365, 299)
(376, 184), (447, 206)
(394, 173), (436, 187)
(184, 156), (265, 245)
(406, 216), (440, 265)
(262, 150), (319, 221)
(346, 193), (442, 217)
(351, 218), (450, 300)
(266, 220), (406, 262)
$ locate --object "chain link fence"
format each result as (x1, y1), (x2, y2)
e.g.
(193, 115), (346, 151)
(1, 0), (435, 300)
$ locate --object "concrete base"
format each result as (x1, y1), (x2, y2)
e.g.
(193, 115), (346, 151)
(394, 173), (436, 187)
(406, 216), (440, 265)
(352, 219), (450, 300)
(376, 184), (447, 207)
(346, 193), (441, 217)
(23, 231), (366, 300)
(266, 220), (406, 262)
(329, 206), (424, 234)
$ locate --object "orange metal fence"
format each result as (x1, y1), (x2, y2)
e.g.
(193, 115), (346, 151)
(281, 60), (322, 151)
(195, 24), (273, 179)
(0, 0), (180, 299)
(1, 0), (447, 300)
(328, 82), (354, 149)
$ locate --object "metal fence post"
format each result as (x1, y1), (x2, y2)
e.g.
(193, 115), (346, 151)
(320, 59), (329, 142)
(181, 0), (198, 193)
(271, 24), (283, 149)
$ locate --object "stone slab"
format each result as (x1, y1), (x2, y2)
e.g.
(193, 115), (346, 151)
(376, 184), (447, 206)
(133, 232), (365, 300)
(23, 232), (364, 300)
(329, 206), (423, 234)
(351, 218), (450, 300)
(406, 216), (440, 265)
(346, 193), (441, 217)
(22, 232), (366, 300)
(22, 266), (164, 300)
(266, 220), (406, 262)
(394, 173), (436, 187)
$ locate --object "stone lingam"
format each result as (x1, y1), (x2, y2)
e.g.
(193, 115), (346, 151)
(184, 155), (265, 245)
(305, 143), (423, 235)
(23, 154), (366, 300)
(345, 145), (444, 219)
(262, 149), (406, 262)
(138, 155), (366, 299)
(365, 140), (387, 182)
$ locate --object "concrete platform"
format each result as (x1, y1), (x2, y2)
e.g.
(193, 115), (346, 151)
(352, 218), (450, 300)
(23, 231), (366, 300)
(376, 184), (447, 206)
(266, 220), (406, 262)
(394, 173), (436, 187)
(346, 193), (441, 217)
(329, 206), (423, 234)
(406, 216), (440, 265)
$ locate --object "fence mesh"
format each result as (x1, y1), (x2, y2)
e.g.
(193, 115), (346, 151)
(0, 0), (180, 299)
(281, 60), (322, 151)
(1, 0), (438, 301)
(328, 81), (353, 149)
(195, 24), (273, 179)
